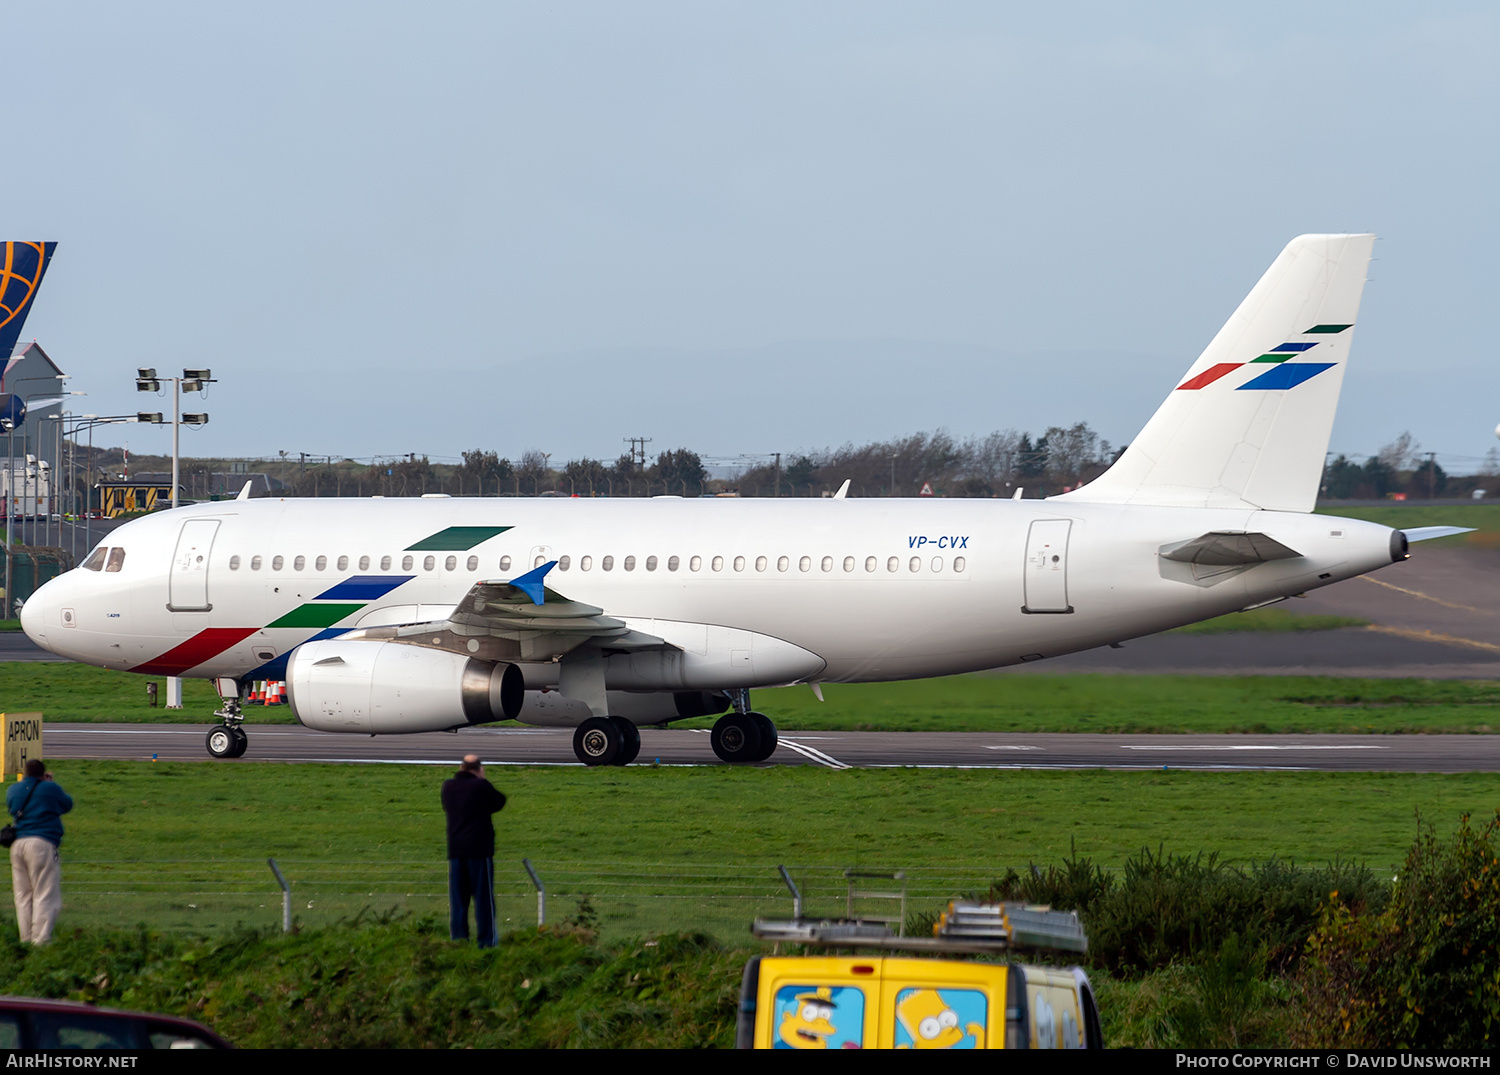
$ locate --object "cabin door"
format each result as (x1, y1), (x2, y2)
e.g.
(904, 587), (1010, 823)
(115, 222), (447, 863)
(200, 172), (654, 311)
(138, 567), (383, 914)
(1022, 519), (1073, 614)
(168, 519), (220, 611)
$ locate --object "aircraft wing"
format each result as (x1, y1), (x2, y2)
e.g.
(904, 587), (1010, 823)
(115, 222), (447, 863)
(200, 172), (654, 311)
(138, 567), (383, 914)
(335, 561), (669, 663)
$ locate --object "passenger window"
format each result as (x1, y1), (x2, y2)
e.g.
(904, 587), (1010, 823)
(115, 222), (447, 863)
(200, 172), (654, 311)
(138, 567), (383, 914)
(734, 556), (746, 572)
(229, 555), (241, 570)
(646, 556), (658, 571)
(336, 555), (348, 571)
(601, 556), (613, 571)
(712, 556), (723, 572)
(821, 556), (833, 572)
(380, 555), (392, 571)
(932, 557), (943, 572)
(83, 547), (107, 571)
(273, 555), (285, 571)
(909, 557), (921, 572)
(359, 555), (371, 570)
(866, 556), (877, 572)
(534, 555), (545, 568)
(668, 556), (680, 571)
(32, 1012), (143, 1049)
(445, 555), (457, 571)
(580, 555), (592, 571)
(798, 556), (811, 572)
(466, 555), (479, 571)
(843, 556), (855, 572)
(755, 556), (766, 572)
(315, 555), (327, 571)
(293, 555), (305, 571)
(423, 555), (436, 571)
(106, 548), (126, 572)
(688, 556), (700, 571)
(954, 556), (966, 572)
(499, 555), (512, 571)
(887, 556), (899, 572)
(772, 985), (865, 1050)
(777, 556), (789, 572)
(558, 555), (571, 571)
(251, 555), (263, 571)
(401, 555), (414, 571)
(624, 556), (636, 571)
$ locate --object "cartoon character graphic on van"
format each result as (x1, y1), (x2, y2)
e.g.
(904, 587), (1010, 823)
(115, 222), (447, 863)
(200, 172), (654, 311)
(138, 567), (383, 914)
(774, 985), (864, 1049)
(894, 988), (986, 1049)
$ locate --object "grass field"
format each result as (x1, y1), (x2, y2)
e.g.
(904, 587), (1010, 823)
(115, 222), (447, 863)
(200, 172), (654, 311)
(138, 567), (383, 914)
(14, 760), (1498, 941)
(8, 662), (1499, 733)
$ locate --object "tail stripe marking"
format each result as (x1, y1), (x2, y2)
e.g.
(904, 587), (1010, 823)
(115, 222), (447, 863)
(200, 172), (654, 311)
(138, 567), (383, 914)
(1176, 363), (1243, 391)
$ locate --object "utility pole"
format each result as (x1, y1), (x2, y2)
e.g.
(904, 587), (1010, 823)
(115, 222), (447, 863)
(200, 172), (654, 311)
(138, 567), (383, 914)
(774, 453), (782, 498)
(136, 367), (213, 707)
(624, 436), (652, 470)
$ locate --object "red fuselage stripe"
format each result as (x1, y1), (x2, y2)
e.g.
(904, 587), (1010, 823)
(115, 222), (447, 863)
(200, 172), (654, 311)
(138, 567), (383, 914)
(131, 627), (259, 676)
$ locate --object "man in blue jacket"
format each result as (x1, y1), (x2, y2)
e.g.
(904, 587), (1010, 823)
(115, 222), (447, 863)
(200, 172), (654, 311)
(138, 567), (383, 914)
(441, 754), (507, 948)
(7, 758), (73, 944)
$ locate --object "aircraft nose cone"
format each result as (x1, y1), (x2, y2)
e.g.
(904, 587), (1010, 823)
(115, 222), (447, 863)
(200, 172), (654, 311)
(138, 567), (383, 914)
(19, 580), (47, 648)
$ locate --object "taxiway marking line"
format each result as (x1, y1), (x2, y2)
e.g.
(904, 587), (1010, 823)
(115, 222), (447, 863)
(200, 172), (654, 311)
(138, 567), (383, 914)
(1358, 575), (1496, 616)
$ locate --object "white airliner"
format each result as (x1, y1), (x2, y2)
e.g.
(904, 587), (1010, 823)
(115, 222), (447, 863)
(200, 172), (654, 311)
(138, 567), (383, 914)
(20, 234), (1464, 765)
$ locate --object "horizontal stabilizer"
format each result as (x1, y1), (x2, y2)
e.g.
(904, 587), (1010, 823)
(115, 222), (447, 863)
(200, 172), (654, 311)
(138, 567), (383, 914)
(1401, 526), (1475, 543)
(1160, 530), (1302, 566)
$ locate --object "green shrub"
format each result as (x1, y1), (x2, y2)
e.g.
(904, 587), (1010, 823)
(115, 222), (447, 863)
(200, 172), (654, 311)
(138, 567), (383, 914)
(989, 843), (1388, 976)
(1298, 812), (1500, 1049)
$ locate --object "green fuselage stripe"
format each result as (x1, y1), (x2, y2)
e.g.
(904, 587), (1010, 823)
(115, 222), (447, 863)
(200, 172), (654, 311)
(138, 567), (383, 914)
(267, 603), (366, 629)
(406, 525), (513, 551)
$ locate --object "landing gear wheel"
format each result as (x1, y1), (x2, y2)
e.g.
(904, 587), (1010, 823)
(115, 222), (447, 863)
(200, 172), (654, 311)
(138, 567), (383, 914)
(573, 716), (622, 767)
(749, 713), (778, 761)
(206, 726), (237, 759)
(227, 727), (249, 758)
(710, 712), (764, 764)
(610, 717), (641, 766)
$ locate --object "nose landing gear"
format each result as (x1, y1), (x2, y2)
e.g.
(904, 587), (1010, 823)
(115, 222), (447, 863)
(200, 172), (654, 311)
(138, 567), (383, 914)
(206, 689), (248, 759)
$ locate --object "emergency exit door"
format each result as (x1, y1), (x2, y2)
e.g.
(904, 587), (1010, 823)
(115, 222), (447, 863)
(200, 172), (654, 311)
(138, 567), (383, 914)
(168, 519), (220, 611)
(1023, 519), (1073, 614)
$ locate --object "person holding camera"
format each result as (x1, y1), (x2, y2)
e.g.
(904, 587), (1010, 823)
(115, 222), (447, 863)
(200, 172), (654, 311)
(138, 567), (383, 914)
(5, 759), (73, 945)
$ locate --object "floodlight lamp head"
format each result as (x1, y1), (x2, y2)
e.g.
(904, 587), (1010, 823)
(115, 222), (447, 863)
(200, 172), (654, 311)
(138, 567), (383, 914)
(136, 378), (160, 393)
(137, 368), (156, 379)
(137, 412), (164, 424)
(180, 379), (202, 392)
(182, 368), (211, 381)
(182, 413), (209, 426)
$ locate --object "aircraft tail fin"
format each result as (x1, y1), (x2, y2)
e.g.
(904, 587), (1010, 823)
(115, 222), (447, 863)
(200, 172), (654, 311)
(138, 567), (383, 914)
(0, 242), (58, 370)
(1060, 233), (1375, 513)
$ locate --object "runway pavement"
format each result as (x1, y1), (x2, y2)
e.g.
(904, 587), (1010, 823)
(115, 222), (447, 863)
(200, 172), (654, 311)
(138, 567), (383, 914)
(40, 723), (1500, 773)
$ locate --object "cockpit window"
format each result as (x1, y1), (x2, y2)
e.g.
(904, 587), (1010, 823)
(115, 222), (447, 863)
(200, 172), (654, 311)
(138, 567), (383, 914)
(105, 548), (126, 572)
(83, 547), (107, 571)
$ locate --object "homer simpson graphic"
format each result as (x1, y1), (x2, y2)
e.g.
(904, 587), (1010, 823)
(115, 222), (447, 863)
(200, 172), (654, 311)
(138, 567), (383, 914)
(895, 989), (985, 1049)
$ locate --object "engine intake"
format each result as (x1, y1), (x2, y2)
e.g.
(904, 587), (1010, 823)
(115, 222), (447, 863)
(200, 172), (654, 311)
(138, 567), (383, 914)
(286, 639), (523, 733)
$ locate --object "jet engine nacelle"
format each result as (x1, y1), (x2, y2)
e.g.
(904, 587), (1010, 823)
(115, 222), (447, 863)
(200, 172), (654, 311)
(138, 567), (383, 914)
(286, 639), (523, 733)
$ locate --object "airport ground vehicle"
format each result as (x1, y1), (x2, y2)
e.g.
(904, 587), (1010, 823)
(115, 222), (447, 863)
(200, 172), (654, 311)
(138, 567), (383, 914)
(0, 996), (233, 1049)
(737, 902), (1100, 1049)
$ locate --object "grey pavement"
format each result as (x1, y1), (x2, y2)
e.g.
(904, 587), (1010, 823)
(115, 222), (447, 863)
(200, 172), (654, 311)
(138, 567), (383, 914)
(41, 723), (1500, 773)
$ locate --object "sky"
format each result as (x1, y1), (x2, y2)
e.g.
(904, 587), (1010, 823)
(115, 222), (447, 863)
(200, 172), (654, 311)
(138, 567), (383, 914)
(5, 2), (1498, 472)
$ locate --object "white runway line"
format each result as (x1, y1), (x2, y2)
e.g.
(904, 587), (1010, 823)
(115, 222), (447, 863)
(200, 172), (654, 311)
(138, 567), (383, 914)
(774, 740), (850, 769)
(1120, 744), (1387, 751)
(983, 745), (1044, 751)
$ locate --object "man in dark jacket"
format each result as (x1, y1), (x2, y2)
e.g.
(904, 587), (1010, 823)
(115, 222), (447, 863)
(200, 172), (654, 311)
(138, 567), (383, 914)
(7, 758), (73, 944)
(440, 754), (507, 947)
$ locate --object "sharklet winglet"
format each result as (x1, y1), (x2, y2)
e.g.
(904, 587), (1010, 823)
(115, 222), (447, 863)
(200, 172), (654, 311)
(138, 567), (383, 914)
(508, 560), (557, 606)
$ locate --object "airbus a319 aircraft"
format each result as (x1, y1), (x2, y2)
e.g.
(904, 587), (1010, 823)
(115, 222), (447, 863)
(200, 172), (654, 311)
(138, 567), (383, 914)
(22, 234), (1463, 765)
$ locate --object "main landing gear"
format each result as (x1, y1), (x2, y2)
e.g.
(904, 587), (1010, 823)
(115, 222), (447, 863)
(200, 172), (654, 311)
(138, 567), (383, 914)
(572, 716), (642, 767)
(710, 711), (778, 763)
(206, 690), (248, 759)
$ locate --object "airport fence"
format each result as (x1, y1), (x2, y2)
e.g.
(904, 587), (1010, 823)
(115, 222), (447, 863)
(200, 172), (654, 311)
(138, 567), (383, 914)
(50, 857), (1004, 941)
